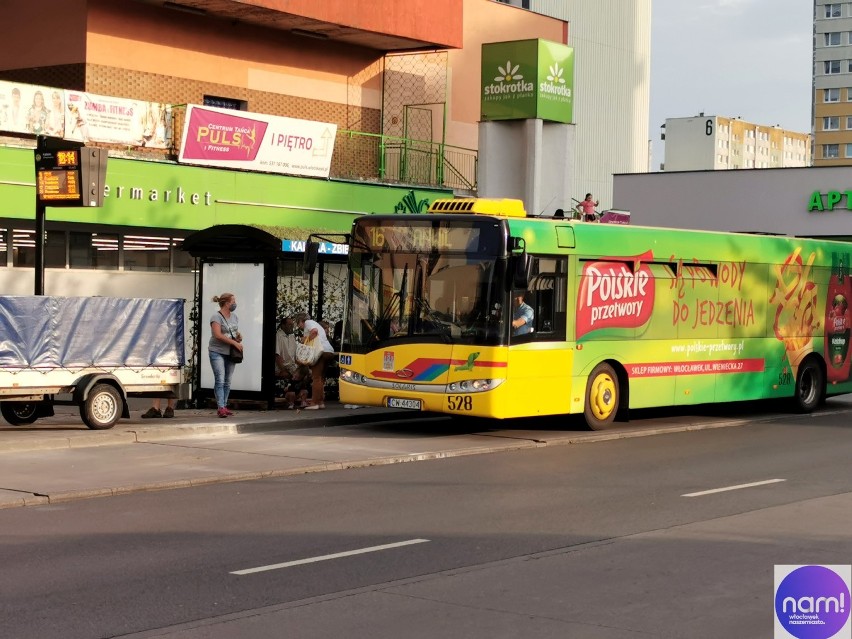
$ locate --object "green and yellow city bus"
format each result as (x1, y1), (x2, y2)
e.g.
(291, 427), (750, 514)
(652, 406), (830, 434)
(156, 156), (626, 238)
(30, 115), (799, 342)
(334, 198), (852, 429)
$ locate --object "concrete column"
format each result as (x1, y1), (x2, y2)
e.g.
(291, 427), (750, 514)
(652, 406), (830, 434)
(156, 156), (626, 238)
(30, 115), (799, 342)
(478, 119), (576, 218)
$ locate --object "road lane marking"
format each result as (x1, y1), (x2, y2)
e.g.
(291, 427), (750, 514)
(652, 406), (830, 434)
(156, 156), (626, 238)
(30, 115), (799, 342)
(682, 478), (786, 497)
(230, 538), (431, 575)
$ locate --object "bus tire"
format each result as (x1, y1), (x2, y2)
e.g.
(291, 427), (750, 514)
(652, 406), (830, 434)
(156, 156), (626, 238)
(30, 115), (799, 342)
(584, 363), (620, 430)
(793, 357), (824, 413)
(79, 383), (122, 430)
(1, 402), (39, 426)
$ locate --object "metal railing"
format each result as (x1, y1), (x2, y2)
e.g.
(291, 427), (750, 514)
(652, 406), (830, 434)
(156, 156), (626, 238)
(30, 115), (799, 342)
(331, 130), (477, 192)
(86, 116), (478, 193)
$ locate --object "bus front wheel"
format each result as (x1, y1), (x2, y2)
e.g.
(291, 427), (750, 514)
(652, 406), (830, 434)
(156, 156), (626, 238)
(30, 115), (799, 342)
(584, 363), (620, 430)
(793, 357), (824, 413)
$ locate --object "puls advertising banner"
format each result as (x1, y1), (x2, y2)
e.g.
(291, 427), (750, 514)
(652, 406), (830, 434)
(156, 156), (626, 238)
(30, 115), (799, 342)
(178, 104), (337, 178)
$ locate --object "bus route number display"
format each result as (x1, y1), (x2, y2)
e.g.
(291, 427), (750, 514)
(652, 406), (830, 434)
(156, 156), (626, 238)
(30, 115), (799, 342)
(361, 222), (482, 253)
(35, 149), (82, 204)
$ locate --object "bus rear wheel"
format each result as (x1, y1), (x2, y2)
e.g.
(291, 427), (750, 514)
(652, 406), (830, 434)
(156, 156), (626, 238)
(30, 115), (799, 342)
(793, 357), (823, 413)
(584, 363), (620, 430)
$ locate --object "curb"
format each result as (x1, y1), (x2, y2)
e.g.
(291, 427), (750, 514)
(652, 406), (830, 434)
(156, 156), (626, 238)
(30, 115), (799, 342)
(0, 408), (416, 454)
(0, 419), (749, 510)
(2, 403), (850, 510)
(0, 441), (540, 510)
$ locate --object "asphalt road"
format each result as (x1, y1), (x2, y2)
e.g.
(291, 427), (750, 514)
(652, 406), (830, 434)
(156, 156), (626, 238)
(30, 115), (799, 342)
(1, 408), (851, 638)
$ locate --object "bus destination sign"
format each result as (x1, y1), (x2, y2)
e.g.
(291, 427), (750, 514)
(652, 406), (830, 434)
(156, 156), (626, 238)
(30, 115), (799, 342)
(356, 220), (485, 254)
(35, 149), (82, 204)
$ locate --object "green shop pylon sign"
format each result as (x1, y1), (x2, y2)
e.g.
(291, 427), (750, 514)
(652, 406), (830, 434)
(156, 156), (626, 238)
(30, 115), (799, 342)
(481, 39), (574, 124)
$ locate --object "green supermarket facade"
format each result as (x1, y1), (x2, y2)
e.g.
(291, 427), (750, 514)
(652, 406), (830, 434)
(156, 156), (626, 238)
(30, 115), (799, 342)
(0, 143), (451, 301)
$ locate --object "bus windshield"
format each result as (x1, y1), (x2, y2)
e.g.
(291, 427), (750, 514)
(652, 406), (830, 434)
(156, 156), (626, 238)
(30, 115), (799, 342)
(345, 218), (510, 352)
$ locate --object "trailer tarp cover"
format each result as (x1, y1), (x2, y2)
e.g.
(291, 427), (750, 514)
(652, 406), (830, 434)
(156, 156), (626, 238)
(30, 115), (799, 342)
(0, 296), (185, 368)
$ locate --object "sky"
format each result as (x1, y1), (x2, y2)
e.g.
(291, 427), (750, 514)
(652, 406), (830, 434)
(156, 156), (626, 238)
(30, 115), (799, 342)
(650, 0), (813, 170)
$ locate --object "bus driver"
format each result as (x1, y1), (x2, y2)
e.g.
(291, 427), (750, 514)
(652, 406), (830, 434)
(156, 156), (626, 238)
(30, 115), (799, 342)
(511, 292), (534, 336)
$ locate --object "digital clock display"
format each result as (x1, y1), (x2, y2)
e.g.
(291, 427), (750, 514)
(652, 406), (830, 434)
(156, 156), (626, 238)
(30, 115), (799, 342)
(55, 150), (78, 166)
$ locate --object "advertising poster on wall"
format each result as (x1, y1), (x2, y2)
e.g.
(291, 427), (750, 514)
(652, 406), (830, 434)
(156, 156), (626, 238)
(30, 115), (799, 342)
(0, 80), (65, 137)
(64, 91), (172, 148)
(178, 104), (337, 178)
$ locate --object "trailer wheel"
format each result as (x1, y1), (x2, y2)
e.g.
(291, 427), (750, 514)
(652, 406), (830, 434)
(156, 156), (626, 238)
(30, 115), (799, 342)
(80, 383), (122, 430)
(1, 402), (39, 426)
(793, 357), (824, 413)
(584, 363), (620, 430)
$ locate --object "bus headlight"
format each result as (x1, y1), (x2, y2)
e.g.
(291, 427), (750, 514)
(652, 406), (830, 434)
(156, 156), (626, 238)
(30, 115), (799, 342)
(446, 379), (503, 393)
(340, 369), (367, 385)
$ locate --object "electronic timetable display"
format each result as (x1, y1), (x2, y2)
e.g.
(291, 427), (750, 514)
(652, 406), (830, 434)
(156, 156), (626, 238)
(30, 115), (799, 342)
(35, 149), (82, 203)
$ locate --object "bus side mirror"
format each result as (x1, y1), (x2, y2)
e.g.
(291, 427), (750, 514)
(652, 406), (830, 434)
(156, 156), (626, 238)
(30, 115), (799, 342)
(511, 252), (532, 289)
(303, 241), (319, 275)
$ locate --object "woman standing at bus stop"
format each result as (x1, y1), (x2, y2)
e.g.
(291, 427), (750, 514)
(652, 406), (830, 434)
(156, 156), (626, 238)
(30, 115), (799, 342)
(209, 292), (243, 418)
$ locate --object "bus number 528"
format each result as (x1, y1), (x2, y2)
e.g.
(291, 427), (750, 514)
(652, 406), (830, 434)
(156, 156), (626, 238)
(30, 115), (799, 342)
(448, 395), (472, 411)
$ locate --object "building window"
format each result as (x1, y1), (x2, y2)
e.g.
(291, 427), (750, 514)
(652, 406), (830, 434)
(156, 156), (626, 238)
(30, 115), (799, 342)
(825, 144), (840, 158)
(824, 116), (840, 130)
(825, 32), (842, 46)
(12, 230), (65, 268)
(825, 60), (841, 74)
(0, 226), (193, 273)
(825, 4), (842, 18)
(203, 95), (247, 111)
(172, 239), (195, 273)
(70, 232), (119, 270)
(846, 144), (852, 158)
(123, 235), (172, 272)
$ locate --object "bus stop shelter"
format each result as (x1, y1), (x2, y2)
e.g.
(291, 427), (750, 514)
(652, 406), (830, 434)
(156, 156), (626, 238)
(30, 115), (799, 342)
(182, 224), (348, 408)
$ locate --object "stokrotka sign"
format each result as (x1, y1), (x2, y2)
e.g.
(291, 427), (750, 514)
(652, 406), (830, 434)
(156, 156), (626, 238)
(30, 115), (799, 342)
(480, 39), (574, 124)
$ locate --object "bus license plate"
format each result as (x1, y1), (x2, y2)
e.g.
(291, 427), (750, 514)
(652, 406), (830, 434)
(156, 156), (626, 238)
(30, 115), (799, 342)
(387, 397), (422, 410)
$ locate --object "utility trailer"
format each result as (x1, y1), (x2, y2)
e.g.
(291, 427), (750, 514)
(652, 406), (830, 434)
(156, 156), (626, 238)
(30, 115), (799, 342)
(0, 296), (188, 429)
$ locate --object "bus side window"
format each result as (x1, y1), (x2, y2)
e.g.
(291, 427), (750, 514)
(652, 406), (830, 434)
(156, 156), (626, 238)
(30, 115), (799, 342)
(525, 256), (568, 342)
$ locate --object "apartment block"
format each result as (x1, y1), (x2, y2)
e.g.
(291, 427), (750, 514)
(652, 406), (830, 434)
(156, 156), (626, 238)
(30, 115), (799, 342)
(662, 115), (810, 172)
(813, 0), (852, 165)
